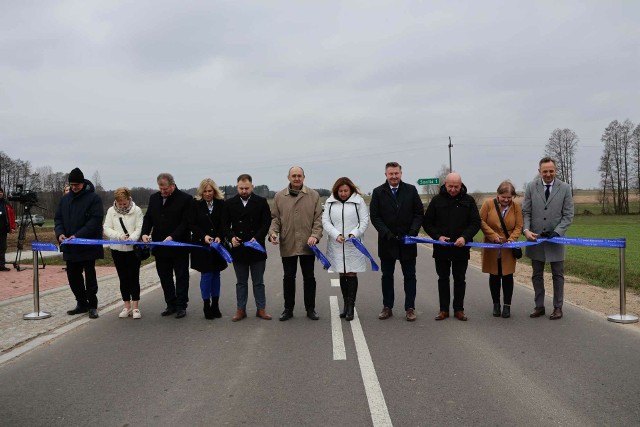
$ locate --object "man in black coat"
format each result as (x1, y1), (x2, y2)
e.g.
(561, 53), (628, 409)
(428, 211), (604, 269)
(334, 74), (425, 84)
(423, 172), (480, 321)
(54, 167), (104, 319)
(370, 162), (424, 321)
(221, 174), (273, 321)
(141, 173), (192, 318)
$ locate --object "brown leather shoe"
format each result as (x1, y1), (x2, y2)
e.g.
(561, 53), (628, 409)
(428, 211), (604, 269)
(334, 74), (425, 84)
(256, 309), (272, 320)
(529, 307), (546, 318)
(434, 311), (449, 320)
(378, 307), (393, 320)
(406, 308), (416, 322)
(231, 309), (247, 322)
(549, 307), (563, 320)
(454, 311), (468, 321)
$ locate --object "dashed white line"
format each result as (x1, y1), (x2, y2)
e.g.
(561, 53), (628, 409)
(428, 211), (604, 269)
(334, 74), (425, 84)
(331, 278), (340, 288)
(350, 308), (393, 427)
(330, 296), (346, 360)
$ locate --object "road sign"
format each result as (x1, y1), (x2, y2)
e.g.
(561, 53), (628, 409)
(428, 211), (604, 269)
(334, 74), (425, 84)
(417, 178), (440, 185)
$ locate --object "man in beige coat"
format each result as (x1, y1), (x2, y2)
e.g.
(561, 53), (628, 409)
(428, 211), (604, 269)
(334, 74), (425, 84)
(269, 166), (323, 321)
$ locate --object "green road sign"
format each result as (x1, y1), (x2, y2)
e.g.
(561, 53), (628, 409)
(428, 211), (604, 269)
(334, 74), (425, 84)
(417, 178), (440, 185)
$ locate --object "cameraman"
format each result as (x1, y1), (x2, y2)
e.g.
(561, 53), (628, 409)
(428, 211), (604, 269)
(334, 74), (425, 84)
(0, 187), (17, 271)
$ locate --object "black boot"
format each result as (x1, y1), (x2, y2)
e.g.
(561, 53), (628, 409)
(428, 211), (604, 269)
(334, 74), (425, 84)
(345, 276), (358, 321)
(211, 296), (222, 318)
(339, 276), (348, 318)
(203, 299), (214, 320)
(502, 304), (511, 318)
(493, 303), (501, 317)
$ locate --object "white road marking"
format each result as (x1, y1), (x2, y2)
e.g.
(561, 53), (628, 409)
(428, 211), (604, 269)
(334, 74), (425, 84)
(331, 278), (340, 288)
(330, 296), (346, 360)
(350, 308), (393, 427)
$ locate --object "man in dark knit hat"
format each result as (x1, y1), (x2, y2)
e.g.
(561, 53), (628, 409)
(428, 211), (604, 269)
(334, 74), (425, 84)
(54, 167), (105, 319)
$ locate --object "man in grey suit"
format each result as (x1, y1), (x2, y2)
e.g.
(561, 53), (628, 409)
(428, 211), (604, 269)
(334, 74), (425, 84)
(523, 157), (574, 320)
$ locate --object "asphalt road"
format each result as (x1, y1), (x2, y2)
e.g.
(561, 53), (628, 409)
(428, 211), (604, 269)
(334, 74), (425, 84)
(1, 230), (639, 426)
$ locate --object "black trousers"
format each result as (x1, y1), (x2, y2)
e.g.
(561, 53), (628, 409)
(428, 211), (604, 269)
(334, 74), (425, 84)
(66, 259), (98, 309)
(281, 255), (316, 311)
(489, 259), (514, 305)
(0, 232), (7, 266)
(155, 251), (190, 310)
(112, 250), (142, 301)
(435, 258), (468, 312)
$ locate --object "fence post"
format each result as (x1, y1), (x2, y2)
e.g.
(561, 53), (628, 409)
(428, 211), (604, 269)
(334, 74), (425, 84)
(23, 246), (51, 320)
(607, 246), (638, 324)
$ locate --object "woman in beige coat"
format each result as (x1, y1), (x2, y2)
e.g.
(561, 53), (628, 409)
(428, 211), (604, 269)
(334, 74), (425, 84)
(480, 180), (523, 318)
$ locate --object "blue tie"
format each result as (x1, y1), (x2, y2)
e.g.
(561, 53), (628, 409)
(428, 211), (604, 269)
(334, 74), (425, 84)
(392, 188), (398, 198)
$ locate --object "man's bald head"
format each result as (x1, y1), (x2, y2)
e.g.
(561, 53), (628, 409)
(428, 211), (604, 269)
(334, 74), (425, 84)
(445, 172), (462, 197)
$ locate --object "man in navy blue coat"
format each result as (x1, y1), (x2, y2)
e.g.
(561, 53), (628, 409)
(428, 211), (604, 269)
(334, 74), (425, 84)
(370, 162), (424, 322)
(54, 167), (104, 319)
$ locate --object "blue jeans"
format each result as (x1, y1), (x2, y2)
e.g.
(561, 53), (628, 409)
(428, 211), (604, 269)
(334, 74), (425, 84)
(380, 258), (417, 310)
(200, 271), (221, 300)
(233, 260), (266, 310)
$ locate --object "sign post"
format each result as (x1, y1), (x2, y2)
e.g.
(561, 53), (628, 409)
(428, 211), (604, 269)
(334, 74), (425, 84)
(417, 178), (440, 186)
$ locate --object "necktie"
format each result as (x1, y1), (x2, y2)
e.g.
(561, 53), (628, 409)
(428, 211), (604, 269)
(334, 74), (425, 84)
(545, 185), (551, 201)
(392, 188), (398, 198)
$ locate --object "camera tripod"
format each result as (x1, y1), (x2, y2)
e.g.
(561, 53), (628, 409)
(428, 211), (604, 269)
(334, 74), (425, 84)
(13, 202), (46, 271)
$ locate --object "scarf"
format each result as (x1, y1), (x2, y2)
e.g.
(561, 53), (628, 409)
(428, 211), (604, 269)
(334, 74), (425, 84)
(114, 199), (133, 215)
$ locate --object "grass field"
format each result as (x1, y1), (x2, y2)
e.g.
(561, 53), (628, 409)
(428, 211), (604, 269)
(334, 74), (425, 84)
(472, 214), (639, 292)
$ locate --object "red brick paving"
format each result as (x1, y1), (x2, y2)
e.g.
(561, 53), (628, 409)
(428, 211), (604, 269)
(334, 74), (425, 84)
(0, 266), (117, 301)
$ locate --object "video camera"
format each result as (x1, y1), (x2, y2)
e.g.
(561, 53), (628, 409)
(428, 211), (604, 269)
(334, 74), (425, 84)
(8, 184), (38, 205)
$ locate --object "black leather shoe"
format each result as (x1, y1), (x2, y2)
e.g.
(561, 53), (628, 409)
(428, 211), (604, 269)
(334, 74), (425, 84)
(67, 305), (89, 315)
(279, 310), (293, 321)
(492, 303), (501, 317)
(88, 308), (99, 319)
(306, 310), (319, 320)
(175, 309), (187, 319)
(0, 266), (11, 272)
(161, 307), (177, 316)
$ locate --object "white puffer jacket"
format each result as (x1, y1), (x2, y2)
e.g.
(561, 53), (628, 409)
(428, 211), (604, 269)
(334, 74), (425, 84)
(103, 201), (144, 252)
(322, 193), (370, 273)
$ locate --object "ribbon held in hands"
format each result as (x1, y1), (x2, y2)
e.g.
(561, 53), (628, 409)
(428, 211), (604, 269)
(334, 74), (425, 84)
(347, 238), (379, 271)
(309, 245), (331, 269)
(210, 242), (233, 263)
(243, 240), (267, 253)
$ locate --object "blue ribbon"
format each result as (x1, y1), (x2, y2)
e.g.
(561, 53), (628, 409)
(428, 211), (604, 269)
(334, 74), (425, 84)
(309, 245), (331, 269)
(210, 242), (234, 263)
(243, 240), (266, 253)
(403, 236), (626, 249)
(60, 237), (206, 249)
(31, 242), (59, 252)
(347, 238), (379, 271)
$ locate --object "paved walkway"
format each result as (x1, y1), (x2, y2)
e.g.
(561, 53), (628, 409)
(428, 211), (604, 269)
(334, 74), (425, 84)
(0, 262), (160, 355)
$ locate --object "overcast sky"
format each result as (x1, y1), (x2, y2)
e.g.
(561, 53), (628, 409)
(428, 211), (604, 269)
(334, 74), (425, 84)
(2, 0), (638, 194)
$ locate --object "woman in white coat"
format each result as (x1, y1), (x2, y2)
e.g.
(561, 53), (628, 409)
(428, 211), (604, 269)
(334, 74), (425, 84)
(103, 187), (145, 319)
(322, 177), (369, 321)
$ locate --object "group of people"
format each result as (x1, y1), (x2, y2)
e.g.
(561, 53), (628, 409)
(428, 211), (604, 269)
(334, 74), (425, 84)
(49, 156), (573, 323)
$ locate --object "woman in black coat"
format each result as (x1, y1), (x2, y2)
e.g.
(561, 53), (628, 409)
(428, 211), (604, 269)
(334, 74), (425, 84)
(188, 178), (227, 319)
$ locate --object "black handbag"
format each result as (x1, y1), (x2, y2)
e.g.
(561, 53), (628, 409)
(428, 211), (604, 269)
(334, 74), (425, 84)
(118, 218), (150, 261)
(494, 199), (522, 259)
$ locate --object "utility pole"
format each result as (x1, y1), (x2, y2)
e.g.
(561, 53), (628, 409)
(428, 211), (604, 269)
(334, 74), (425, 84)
(448, 136), (453, 172)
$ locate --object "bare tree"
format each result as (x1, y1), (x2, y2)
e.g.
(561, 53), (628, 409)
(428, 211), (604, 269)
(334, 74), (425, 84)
(545, 128), (579, 193)
(632, 123), (640, 213)
(599, 119), (635, 214)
